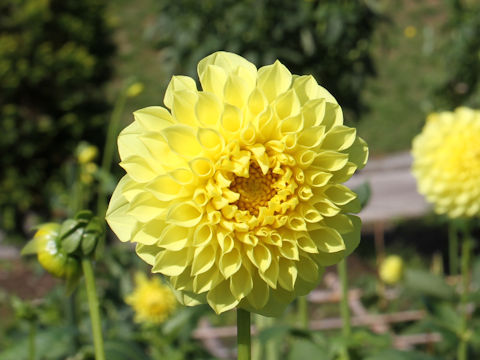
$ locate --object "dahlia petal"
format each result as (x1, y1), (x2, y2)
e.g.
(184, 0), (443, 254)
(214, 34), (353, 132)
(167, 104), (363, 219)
(257, 60), (292, 102)
(277, 258), (297, 291)
(224, 73), (251, 108)
(192, 222), (213, 247)
(171, 90), (199, 126)
(347, 136), (369, 170)
(158, 224), (191, 251)
(246, 272), (270, 310)
(133, 106), (174, 132)
(197, 128), (224, 154)
(164, 75), (197, 109)
(302, 99), (326, 128)
(207, 280), (240, 314)
(173, 289), (206, 307)
(135, 243), (160, 265)
(280, 113), (303, 135)
(195, 92), (222, 126)
(275, 89), (300, 119)
(118, 121), (151, 162)
(230, 265), (253, 300)
(311, 227), (345, 253)
(106, 176), (138, 242)
(193, 267), (222, 293)
(198, 64), (227, 98)
(171, 266), (194, 291)
(277, 240), (299, 260)
(120, 155), (158, 183)
(189, 157), (214, 179)
(313, 151), (349, 171)
(219, 247), (242, 278)
(324, 184), (357, 206)
(323, 126), (357, 151)
(166, 201), (203, 227)
(247, 88), (268, 116)
(221, 104), (244, 135)
(161, 125), (203, 157)
(259, 256), (279, 289)
(247, 243), (272, 272)
(297, 254), (319, 283)
(133, 220), (166, 246)
(191, 244), (216, 275)
(329, 162), (357, 183)
(296, 234), (319, 254)
(297, 126), (326, 148)
(146, 174), (186, 201)
(153, 249), (190, 276)
(322, 214), (354, 234)
(292, 75), (319, 104)
(305, 169), (332, 187)
(128, 192), (168, 222)
(198, 51), (257, 84)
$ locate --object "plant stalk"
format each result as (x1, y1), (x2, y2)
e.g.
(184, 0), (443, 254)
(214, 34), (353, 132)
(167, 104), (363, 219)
(458, 233), (471, 360)
(298, 296), (309, 329)
(338, 259), (351, 360)
(28, 321), (36, 360)
(448, 222), (459, 275)
(82, 259), (105, 360)
(237, 308), (251, 360)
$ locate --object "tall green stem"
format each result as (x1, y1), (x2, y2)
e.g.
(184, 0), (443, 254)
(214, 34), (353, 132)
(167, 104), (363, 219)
(297, 296), (309, 329)
(338, 259), (351, 360)
(458, 231), (471, 360)
(28, 321), (36, 360)
(97, 90), (128, 218)
(237, 308), (251, 360)
(82, 259), (105, 360)
(448, 222), (459, 275)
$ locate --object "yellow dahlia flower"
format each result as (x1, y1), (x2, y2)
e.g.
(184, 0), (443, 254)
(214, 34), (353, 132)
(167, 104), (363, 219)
(412, 107), (480, 218)
(106, 51), (368, 315)
(379, 255), (404, 285)
(126, 273), (177, 324)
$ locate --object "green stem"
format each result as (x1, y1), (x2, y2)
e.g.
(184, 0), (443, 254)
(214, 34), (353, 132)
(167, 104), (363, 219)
(237, 308), (251, 360)
(297, 296), (309, 329)
(338, 259), (351, 360)
(458, 232), (471, 360)
(28, 321), (36, 360)
(82, 259), (105, 360)
(97, 90), (128, 218)
(448, 222), (459, 275)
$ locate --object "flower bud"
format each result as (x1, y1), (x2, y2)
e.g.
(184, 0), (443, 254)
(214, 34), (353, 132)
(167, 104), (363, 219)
(77, 143), (98, 164)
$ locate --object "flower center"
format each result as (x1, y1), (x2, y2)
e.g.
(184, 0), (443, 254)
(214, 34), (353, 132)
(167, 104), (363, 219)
(230, 162), (279, 216)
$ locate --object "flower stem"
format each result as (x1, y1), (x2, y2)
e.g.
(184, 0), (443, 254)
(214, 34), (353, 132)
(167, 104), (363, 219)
(458, 230), (471, 360)
(297, 296), (309, 329)
(338, 259), (351, 360)
(448, 222), (459, 275)
(28, 321), (36, 360)
(237, 308), (251, 360)
(82, 258), (105, 360)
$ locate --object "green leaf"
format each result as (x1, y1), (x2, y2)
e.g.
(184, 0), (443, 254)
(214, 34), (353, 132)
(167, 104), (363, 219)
(404, 269), (455, 300)
(257, 324), (292, 344)
(288, 339), (328, 360)
(81, 232), (98, 256)
(58, 219), (80, 239)
(353, 181), (371, 210)
(365, 349), (442, 360)
(104, 340), (147, 360)
(85, 216), (103, 235)
(20, 238), (40, 256)
(61, 227), (84, 254)
(75, 209), (93, 222)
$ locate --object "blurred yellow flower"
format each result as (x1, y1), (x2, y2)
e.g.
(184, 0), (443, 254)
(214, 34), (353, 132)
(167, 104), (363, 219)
(77, 143), (98, 164)
(127, 82), (144, 98)
(80, 162), (98, 184)
(404, 25), (417, 39)
(126, 273), (176, 324)
(106, 51), (368, 315)
(412, 107), (480, 218)
(379, 255), (404, 285)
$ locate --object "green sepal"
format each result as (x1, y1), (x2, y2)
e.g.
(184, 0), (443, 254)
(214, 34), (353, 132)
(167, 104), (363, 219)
(62, 227), (84, 254)
(81, 232), (97, 256)
(85, 216), (103, 235)
(75, 210), (94, 223)
(59, 219), (81, 240)
(21, 238), (40, 256)
(353, 181), (371, 210)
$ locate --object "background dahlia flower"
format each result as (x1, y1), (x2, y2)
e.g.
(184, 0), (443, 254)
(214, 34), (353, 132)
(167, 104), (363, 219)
(107, 51), (368, 316)
(126, 273), (177, 324)
(412, 107), (480, 218)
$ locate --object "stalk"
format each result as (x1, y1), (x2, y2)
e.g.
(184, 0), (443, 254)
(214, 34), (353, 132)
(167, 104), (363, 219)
(338, 259), (351, 360)
(237, 308), (251, 360)
(28, 321), (36, 360)
(82, 259), (105, 360)
(457, 228), (471, 360)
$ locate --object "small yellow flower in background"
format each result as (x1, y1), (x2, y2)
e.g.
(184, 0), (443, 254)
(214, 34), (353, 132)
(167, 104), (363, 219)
(77, 142), (99, 164)
(379, 255), (404, 285)
(127, 82), (144, 98)
(126, 273), (177, 324)
(80, 162), (98, 185)
(412, 107), (480, 218)
(107, 51), (368, 316)
(404, 25), (417, 39)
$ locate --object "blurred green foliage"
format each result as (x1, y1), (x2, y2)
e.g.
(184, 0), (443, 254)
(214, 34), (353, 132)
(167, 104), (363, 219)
(435, 0), (480, 109)
(0, 0), (114, 233)
(148, 0), (381, 121)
